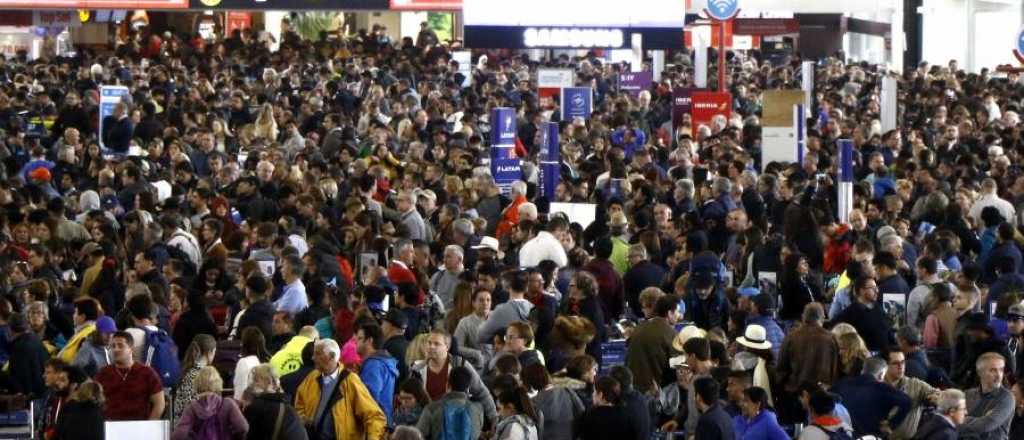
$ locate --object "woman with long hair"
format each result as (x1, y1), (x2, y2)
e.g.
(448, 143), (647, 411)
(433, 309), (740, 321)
(242, 364), (308, 440)
(561, 271), (606, 364)
(52, 380), (105, 440)
(444, 282), (475, 335)
(173, 334), (217, 420)
(778, 252), (821, 322)
(253, 103), (278, 142)
(495, 386), (540, 440)
(234, 326), (271, 400)
(733, 386), (789, 440)
(836, 332), (870, 380)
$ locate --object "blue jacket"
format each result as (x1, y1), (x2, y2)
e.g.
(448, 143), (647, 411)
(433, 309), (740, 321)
(983, 241), (1023, 283)
(733, 410), (789, 440)
(987, 272), (1024, 316)
(360, 351), (399, 426)
(684, 288), (730, 331)
(831, 374), (911, 437)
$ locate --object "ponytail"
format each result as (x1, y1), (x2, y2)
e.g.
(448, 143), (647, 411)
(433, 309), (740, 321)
(498, 386), (540, 426)
(181, 334), (217, 373)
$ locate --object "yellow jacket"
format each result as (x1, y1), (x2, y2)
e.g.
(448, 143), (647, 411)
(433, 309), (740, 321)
(294, 369), (387, 440)
(58, 323), (96, 364)
(270, 335), (312, 375)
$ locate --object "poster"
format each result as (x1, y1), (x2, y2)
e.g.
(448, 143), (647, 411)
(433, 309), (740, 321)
(560, 87), (593, 121)
(618, 71), (653, 97)
(490, 107), (521, 194)
(538, 122), (560, 201)
(359, 252), (378, 285)
(690, 91), (732, 137)
(537, 68), (574, 99)
(671, 87), (694, 136)
(98, 85), (130, 151)
(761, 89), (805, 169)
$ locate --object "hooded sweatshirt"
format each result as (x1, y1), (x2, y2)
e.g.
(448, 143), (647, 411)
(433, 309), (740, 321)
(361, 351), (399, 425)
(170, 393), (249, 440)
(477, 298), (534, 345)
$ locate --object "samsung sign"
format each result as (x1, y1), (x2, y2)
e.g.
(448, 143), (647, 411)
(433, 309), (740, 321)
(524, 28), (624, 48)
(463, 0), (683, 49)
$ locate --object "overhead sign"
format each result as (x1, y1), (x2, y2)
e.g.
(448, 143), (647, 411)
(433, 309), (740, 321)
(538, 68), (574, 100)
(618, 71), (653, 97)
(671, 87), (694, 136)
(705, 0), (739, 21)
(0, 0), (186, 8)
(33, 11), (82, 27)
(733, 18), (798, 35)
(189, 0), (387, 9)
(561, 87), (593, 121)
(99, 85), (130, 150)
(390, 0), (461, 10)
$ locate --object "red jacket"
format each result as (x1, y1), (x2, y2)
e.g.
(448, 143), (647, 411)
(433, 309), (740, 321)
(495, 194), (527, 240)
(387, 260), (424, 305)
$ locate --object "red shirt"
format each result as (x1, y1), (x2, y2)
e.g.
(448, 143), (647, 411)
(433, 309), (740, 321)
(95, 363), (163, 421)
(425, 359), (449, 401)
(388, 260), (424, 305)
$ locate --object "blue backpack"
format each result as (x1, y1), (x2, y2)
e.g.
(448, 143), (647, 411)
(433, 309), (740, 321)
(440, 400), (473, 440)
(143, 328), (181, 388)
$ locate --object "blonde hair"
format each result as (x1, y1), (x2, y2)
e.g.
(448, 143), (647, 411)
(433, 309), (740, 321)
(831, 322), (858, 338)
(247, 363), (283, 395)
(194, 366), (224, 394)
(406, 333), (432, 366)
(70, 380), (105, 406)
(837, 332), (870, 372)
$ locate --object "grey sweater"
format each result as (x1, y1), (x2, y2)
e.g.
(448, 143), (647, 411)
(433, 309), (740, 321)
(960, 386), (1014, 440)
(477, 298), (533, 345)
(416, 392), (484, 440)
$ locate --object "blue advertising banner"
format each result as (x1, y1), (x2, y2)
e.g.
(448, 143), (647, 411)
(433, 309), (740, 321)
(538, 122), (560, 201)
(618, 71), (653, 97)
(99, 85), (130, 151)
(490, 107), (520, 194)
(560, 87), (593, 121)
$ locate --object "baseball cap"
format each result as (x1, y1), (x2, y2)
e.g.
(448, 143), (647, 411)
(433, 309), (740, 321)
(95, 316), (117, 334)
(1008, 304), (1024, 320)
(752, 293), (776, 313)
(382, 309), (408, 330)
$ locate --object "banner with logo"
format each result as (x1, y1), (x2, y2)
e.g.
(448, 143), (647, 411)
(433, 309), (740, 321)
(690, 91), (731, 137)
(490, 107), (521, 194)
(539, 122), (560, 201)
(760, 90), (805, 169)
(560, 87), (593, 121)
(618, 71), (653, 98)
(99, 85), (130, 150)
(537, 68), (573, 100)
(452, 51), (472, 88)
(671, 87), (694, 139)
(33, 11), (81, 27)
(226, 11), (251, 34)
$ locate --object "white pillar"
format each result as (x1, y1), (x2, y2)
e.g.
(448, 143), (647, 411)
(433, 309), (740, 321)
(652, 50), (665, 81)
(631, 33), (642, 72)
(695, 31), (709, 88)
(264, 11), (287, 52)
(890, 0), (905, 72)
(966, 0), (975, 72)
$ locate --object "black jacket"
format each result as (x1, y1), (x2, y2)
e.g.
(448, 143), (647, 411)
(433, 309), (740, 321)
(8, 332), (49, 397)
(574, 405), (638, 440)
(101, 115), (132, 152)
(620, 388), (653, 440)
(623, 261), (667, 319)
(383, 335), (409, 383)
(912, 412), (957, 440)
(834, 301), (892, 352)
(52, 401), (104, 440)
(243, 393), (308, 440)
(238, 300), (275, 344)
(695, 403), (735, 440)
(172, 308), (218, 361)
(281, 366), (315, 403)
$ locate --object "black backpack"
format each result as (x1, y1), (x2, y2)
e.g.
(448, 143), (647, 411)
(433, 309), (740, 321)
(808, 424), (853, 440)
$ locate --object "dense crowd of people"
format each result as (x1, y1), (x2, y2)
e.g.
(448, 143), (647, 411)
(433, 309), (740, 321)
(1, 16), (1024, 440)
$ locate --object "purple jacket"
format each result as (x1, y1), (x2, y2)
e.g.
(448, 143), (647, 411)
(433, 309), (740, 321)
(171, 393), (249, 440)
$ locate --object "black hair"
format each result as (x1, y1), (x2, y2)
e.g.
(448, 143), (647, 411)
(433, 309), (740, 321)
(693, 377), (720, 407)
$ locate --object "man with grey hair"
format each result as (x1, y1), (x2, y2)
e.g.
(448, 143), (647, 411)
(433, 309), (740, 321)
(832, 356), (911, 437)
(959, 352), (1014, 440)
(673, 178), (696, 214)
(451, 218), (479, 269)
(430, 245), (464, 310)
(623, 243), (666, 319)
(777, 303), (839, 420)
(702, 176), (737, 254)
(915, 389), (966, 440)
(274, 254), (307, 314)
(295, 338), (386, 440)
(397, 190), (428, 241)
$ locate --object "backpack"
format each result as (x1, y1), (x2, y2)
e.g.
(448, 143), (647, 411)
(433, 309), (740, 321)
(440, 400), (474, 440)
(165, 238), (197, 277)
(193, 404), (225, 440)
(809, 424), (853, 440)
(143, 328), (182, 388)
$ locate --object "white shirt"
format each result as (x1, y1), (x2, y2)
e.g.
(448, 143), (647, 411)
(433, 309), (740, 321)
(970, 193), (1017, 228)
(234, 354), (262, 400)
(126, 325), (160, 365)
(167, 228), (202, 269)
(518, 231), (568, 268)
